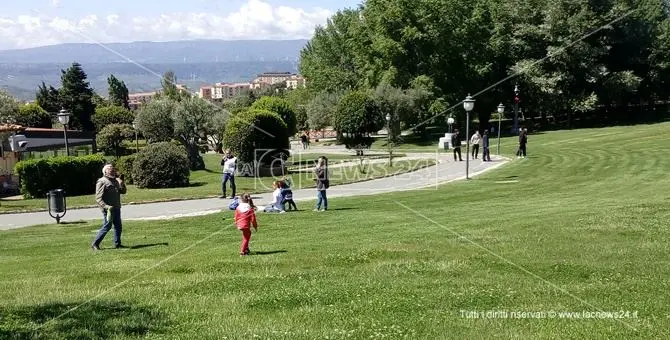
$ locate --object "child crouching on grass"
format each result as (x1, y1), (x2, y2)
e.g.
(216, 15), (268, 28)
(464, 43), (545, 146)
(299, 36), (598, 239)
(234, 193), (258, 256)
(280, 176), (297, 211)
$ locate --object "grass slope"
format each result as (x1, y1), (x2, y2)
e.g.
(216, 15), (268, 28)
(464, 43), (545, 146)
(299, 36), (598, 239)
(1, 123), (670, 339)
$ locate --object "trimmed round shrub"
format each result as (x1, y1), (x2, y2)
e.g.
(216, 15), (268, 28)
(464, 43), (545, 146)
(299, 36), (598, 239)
(114, 154), (136, 185)
(93, 105), (134, 132)
(132, 142), (190, 189)
(250, 96), (297, 136)
(223, 109), (289, 165)
(97, 123), (134, 157)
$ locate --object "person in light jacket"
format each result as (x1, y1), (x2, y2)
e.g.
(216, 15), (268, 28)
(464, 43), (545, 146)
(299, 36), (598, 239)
(221, 150), (237, 199)
(92, 164), (127, 250)
(470, 131), (482, 159)
(314, 156), (329, 212)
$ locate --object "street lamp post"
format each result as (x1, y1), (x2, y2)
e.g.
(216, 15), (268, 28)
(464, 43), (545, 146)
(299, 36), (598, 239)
(497, 103), (504, 155)
(513, 84), (520, 133)
(463, 94), (475, 180)
(57, 109), (71, 156)
(385, 113), (392, 167)
(132, 122), (139, 152)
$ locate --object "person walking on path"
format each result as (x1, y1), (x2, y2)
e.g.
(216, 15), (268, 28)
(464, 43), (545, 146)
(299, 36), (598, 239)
(470, 131), (482, 159)
(300, 133), (309, 150)
(314, 156), (329, 212)
(234, 193), (258, 256)
(482, 130), (491, 162)
(221, 150), (237, 198)
(92, 164), (127, 250)
(451, 129), (463, 162)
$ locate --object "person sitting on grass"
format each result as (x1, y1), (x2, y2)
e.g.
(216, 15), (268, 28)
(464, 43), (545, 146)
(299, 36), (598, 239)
(264, 181), (286, 213)
(234, 193), (258, 256)
(280, 177), (297, 211)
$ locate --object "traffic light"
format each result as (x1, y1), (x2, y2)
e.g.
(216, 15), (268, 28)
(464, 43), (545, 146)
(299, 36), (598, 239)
(8, 135), (29, 152)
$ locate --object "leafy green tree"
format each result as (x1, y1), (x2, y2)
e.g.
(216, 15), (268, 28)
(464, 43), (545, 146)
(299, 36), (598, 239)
(372, 83), (412, 141)
(35, 82), (61, 113)
(17, 103), (52, 128)
(223, 109), (289, 165)
(93, 105), (134, 132)
(173, 97), (227, 170)
(299, 8), (368, 92)
(134, 99), (175, 143)
(59, 62), (96, 131)
(92, 93), (110, 108)
(250, 96), (298, 136)
(306, 92), (341, 131)
(333, 91), (382, 152)
(97, 123), (134, 158)
(0, 90), (19, 124)
(107, 74), (130, 109)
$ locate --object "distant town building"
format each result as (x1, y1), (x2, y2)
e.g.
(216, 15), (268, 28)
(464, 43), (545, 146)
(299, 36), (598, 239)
(200, 82), (251, 101)
(128, 91), (157, 110)
(128, 84), (190, 109)
(286, 75), (306, 90)
(254, 72), (294, 85)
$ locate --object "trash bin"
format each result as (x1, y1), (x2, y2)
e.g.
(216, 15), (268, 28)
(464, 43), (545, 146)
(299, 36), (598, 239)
(48, 189), (66, 214)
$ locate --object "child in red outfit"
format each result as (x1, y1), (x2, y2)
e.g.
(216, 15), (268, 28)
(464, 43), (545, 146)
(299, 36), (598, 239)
(234, 193), (258, 256)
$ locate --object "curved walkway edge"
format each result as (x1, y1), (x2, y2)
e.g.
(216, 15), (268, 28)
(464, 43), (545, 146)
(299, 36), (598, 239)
(0, 154), (509, 230)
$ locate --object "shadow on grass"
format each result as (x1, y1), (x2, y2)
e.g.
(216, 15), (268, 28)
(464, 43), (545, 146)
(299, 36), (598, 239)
(0, 300), (166, 339)
(188, 182), (206, 188)
(131, 243), (169, 250)
(252, 250), (287, 256)
(324, 208), (358, 211)
(59, 221), (88, 225)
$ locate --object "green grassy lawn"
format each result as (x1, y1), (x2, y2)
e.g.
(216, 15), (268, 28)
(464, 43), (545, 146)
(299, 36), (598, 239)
(0, 153), (431, 214)
(2, 123), (670, 338)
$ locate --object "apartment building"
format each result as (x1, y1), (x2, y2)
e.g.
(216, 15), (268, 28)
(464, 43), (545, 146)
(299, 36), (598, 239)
(254, 72), (294, 85)
(128, 91), (157, 110)
(286, 75), (306, 90)
(201, 82), (252, 101)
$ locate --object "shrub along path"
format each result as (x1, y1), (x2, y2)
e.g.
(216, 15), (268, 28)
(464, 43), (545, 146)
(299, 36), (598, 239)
(0, 153), (505, 229)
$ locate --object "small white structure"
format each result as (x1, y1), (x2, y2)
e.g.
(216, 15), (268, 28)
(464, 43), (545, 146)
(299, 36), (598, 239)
(439, 117), (456, 150)
(439, 133), (456, 150)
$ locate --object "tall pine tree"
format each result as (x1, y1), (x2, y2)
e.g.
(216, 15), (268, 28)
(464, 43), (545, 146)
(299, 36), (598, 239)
(35, 81), (61, 113)
(59, 62), (96, 131)
(161, 70), (179, 101)
(107, 74), (130, 109)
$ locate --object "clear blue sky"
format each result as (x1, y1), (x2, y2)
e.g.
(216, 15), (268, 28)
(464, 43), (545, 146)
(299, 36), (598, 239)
(0, 0), (363, 49)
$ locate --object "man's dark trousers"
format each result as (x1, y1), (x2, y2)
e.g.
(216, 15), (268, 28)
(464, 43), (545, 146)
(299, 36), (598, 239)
(453, 147), (462, 161)
(222, 173), (236, 197)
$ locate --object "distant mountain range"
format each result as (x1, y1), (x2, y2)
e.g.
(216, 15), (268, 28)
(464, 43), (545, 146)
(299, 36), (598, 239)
(0, 39), (308, 100)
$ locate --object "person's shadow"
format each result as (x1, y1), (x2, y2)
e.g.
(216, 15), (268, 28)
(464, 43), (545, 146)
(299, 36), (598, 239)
(130, 243), (169, 250)
(251, 250), (287, 256)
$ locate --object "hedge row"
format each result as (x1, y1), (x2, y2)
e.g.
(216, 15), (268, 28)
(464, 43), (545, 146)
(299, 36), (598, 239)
(14, 154), (107, 199)
(114, 155), (136, 185)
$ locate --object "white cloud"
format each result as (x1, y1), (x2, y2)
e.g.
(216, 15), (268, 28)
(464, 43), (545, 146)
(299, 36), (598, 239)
(0, 0), (331, 50)
(50, 0), (61, 8)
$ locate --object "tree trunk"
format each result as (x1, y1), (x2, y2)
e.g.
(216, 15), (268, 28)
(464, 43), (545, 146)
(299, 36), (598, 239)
(184, 143), (205, 170)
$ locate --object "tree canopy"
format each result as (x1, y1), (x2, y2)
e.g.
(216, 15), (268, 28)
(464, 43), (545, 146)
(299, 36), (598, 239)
(300, 0), (670, 132)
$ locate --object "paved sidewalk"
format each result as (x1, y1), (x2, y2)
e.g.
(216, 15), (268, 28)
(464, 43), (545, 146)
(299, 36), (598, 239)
(0, 154), (508, 230)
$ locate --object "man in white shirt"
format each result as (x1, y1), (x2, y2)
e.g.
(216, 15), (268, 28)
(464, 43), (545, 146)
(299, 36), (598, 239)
(470, 131), (482, 159)
(221, 150), (237, 199)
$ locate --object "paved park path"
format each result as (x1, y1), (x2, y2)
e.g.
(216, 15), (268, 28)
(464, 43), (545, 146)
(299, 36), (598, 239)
(0, 151), (508, 230)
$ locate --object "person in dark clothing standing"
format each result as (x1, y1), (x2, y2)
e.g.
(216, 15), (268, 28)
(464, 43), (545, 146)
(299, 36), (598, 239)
(482, 130), (491, 162)
(517, 128), (528, 158)
(451, 129), (463, 162)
